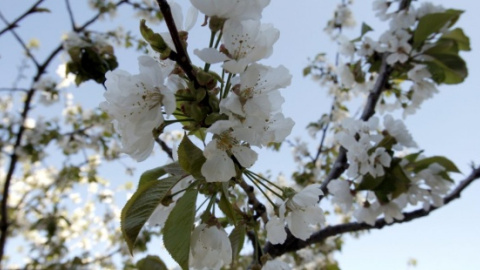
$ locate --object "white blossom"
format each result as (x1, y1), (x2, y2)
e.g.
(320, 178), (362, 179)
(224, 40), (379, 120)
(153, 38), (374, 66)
(101, 55), (178, 161)
(190, 224), (232, 270)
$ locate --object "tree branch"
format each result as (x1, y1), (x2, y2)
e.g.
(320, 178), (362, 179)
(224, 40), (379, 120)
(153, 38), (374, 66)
(0, 0), (44, 37)
(238, 178), (268, 224)
(0, 0), (129, 263)
(319, 52), (392, 197)
(65, 0), (77, 30)
(155, 0), (200, 88)
(265, 166), (480, 257)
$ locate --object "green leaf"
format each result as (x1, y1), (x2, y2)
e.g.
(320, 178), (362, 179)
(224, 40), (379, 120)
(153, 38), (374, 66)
(390, 164), (411, 199)
(441, 28), (470, 51)
(163, 189), (198, 270)
(357, 174), (385, 191)
(424, 54), (467, 84)
(413, 156), (461, 173)
(121, 176), (182, 254)
(163, 161), (187, 176)
(361, 22), (373, 37)
(229, 224), (245, 262)
(218, 184), (237, 225)
(136, 255), (168, 270)
(303, 66), (311, 77)
(413, 10), (464, 49)
(177, 135), (206, 180)
(138, 167), (167, 188)
(424, 61), (446, 84)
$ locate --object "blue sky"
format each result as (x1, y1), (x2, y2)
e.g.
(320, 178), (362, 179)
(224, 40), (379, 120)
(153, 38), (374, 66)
(1, 0), (480, 269)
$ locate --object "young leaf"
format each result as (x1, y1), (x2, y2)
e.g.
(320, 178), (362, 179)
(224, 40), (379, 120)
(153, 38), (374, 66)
(229, 224), (246, 262)
(121, 176), (182, 254)
(361, 22), (373, 37)
(413, 10), (463, 49)
(177, 135), (206, 180)
(136, 255), (168, 270)
(441, 28), (471, 51)
(413, 156), (461, 173)
(138, 166), (167, 188)
(163, 189), (198, 270)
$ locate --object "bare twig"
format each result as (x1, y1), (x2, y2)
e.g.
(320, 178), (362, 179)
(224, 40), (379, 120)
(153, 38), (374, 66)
(0, 0), (44, 37)
(0, 0), (129, 262)
(0, 11), (41, 68)
(155, 137), (174, 160)
(65, 0), (77, 30)
(265, 166), (480, 257)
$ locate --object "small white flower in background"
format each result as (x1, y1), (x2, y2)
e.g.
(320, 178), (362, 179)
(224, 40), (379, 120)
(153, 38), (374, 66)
(285, 184), (325, 240)
(189, 224), (232, 270)
(56, 63), (76, 88)
(33, 77), (59, 106)
(368, 147), (392, 177)
(383, 114), (417, 149)
(262, 258), (291, 270)
(101, 55), (179, 161)
(353, 202), (380, 225)
(357, 36), (377, 57)
(372, 0), (392, 21)
(327, 180), (354, 212)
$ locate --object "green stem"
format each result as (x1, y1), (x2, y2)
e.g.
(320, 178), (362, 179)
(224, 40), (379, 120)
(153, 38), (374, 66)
(246, 170), (284, 193)
(245, 174), (276, 208)
(222, 73), (234, 99)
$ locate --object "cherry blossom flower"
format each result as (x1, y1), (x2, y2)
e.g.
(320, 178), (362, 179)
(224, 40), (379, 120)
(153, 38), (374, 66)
(189, 224), (232, 270)
(101, 55), (178, 161)
(195, 20), (279, 73)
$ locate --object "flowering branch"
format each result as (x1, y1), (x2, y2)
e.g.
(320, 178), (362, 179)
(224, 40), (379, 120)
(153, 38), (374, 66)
(320, 47), (393, 197)
(265, 166), (480, 257)
(155, 0), (200, 88)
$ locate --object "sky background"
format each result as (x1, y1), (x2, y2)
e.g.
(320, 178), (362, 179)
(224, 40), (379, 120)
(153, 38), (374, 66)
(1, 0), (480, 269)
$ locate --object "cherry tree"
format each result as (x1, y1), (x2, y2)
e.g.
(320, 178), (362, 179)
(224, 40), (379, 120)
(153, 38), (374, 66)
(0, 0), (479, 269)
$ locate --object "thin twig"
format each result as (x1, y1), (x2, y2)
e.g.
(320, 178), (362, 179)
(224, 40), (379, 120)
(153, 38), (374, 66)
(0, 0), (44, 37)
(0, 0), (129, 263)
(65, 0), (77, 30)
(265, 166), (480, 257)
(0, 11), (41, 68)
(155, 137), (174, 160)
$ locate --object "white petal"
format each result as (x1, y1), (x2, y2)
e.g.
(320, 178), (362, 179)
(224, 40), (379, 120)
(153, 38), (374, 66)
(194, 48), (229, 64)
(232, 145), (258, 168)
